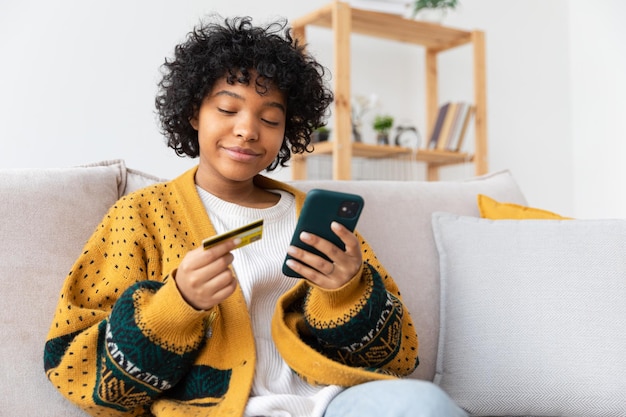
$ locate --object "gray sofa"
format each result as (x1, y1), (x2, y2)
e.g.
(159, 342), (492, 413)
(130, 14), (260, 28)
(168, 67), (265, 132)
(1, 160), (624, 416)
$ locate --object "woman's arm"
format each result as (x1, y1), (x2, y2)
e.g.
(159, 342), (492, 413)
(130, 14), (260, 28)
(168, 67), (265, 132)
(301, 233), (419, 377)
(44, 202), (211, 415)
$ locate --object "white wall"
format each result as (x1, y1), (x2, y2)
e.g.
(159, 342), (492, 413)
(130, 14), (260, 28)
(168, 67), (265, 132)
(569, 0), (626, 218)
(1, 0), (623, 218)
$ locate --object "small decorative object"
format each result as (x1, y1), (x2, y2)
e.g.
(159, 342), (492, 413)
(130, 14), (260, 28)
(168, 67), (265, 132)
(394, 125), (422, 149)
(312, 126), (330, 143)
(351, 94), (379, 142)
(373, 114), (394, 145)
(409, 0), (459, 22)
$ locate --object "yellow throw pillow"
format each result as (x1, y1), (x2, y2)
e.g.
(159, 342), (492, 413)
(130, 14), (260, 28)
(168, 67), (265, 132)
(478, 194), (571, 220)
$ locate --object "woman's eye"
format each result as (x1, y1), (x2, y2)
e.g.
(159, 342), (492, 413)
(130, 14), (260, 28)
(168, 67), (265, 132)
(218, 108), (235, 115)
(262, 118), (280, 126)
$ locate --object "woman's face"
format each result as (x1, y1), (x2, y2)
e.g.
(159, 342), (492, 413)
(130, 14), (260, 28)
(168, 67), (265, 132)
(191, 74), (287, 188)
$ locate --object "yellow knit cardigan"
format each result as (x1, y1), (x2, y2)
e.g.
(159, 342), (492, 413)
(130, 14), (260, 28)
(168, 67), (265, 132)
(44, 166), (419, 416)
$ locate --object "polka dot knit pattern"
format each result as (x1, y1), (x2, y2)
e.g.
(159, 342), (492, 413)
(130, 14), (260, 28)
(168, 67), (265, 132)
(43, 166), (419, 416)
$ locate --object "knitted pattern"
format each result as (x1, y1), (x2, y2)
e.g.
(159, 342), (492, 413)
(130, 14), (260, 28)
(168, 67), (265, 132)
(44, 166), (419, 416)
(273, 232), (419, 385)
(303, 264), (404, 369)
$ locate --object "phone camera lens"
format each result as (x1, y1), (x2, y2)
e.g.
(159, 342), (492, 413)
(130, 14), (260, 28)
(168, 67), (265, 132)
(338, 201), (359, 218)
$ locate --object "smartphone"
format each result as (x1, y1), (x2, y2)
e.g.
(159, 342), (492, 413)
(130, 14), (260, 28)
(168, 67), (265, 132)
(282, 189), (364, 278)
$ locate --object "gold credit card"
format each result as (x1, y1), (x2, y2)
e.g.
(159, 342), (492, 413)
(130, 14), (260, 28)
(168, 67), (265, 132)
(202, 219), (263, 250)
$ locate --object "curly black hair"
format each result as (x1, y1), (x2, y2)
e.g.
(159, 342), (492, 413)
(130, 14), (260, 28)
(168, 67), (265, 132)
(155, 16), (334, 171)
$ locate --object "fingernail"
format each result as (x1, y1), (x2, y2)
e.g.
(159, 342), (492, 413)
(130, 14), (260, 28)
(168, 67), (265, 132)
(300, 231), (312, 241)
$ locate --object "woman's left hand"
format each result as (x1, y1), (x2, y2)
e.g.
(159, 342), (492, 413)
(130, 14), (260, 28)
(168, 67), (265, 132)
(285, 221), (362, 289)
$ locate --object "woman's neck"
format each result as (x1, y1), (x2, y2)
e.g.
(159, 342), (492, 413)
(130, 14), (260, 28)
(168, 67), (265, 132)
(195, 173), (279, 209)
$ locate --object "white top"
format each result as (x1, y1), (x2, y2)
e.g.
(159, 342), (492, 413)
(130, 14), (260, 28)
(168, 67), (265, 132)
(197, 186), (343, 417)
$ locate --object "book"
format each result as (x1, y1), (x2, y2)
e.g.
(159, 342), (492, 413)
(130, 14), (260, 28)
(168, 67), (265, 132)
(449, 104), (474, 152)
(436, 102), (459, 150)
(455, 105), (476, 152)
(428, 102), (450, 149)
(446, 102), (469, 151)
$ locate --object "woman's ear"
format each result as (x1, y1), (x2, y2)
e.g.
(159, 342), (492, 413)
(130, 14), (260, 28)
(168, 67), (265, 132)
(189, 114), (199, 130)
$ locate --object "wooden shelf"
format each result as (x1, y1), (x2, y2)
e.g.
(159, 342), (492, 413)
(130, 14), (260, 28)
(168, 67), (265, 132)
(291, 1), (488, 181)
(308, 141), (472, 163)
(292, 3), (473, 51)
(311, 141), (410, 158)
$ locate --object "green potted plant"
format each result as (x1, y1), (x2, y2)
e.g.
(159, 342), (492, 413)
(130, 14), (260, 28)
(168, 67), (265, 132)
(372, 114), (394, 145)
(410, 0), (459, 22)
(312, 126), (330, 143)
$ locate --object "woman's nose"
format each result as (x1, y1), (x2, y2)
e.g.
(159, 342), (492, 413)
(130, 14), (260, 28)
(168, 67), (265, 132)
(233, 113), (259, 141)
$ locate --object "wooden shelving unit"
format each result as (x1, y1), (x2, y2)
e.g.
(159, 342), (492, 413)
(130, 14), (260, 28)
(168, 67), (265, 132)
(290, 1), (488, 181)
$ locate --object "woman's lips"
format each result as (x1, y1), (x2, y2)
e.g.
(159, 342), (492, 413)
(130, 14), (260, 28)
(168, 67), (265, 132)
(223, 146), (260, 162)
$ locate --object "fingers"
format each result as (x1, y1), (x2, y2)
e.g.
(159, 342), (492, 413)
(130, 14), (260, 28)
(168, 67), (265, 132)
(330, 221), (361, 255)
(286, 222), (362, 289)
(174, 239), (239, 310)
(181, 238), (239, 271)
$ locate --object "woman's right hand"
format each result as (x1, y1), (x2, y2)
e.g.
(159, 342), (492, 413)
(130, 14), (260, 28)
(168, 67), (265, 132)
(173, 239), (239, 310)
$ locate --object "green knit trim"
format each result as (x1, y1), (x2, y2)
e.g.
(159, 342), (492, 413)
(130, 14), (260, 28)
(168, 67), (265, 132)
(166, 365), (232, 402)
(93, 281), (203, 410)
(304, 264), (404, 368)
(44, 330), (82, 373)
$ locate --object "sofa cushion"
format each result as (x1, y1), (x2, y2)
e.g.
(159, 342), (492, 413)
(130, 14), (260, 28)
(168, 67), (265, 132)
(432, 212), (626, 416)
(290, 170), (527, 381)
(0, 160), (159, 416)
(478, 194), (571, 220)
(125, 167), (169, 195)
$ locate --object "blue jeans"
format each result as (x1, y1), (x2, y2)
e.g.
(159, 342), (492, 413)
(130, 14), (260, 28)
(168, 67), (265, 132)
(324, 379), (468, 417)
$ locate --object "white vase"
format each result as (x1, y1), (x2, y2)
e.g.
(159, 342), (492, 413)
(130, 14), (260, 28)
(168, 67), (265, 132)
(411, 8), (447, 24)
